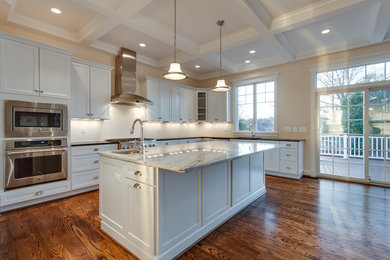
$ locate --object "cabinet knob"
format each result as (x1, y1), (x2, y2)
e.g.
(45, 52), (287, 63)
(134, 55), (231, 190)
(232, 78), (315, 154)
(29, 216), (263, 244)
(286, 166), (292, 169)
(158, 117), (162, 120)
(35, 191), (43, 196)
(93, 176), (99, 180)
(179, 118), (183, 120)
(286, 144), (292, 147)
(93, 148), (99, 151)
(93, 160), (99, 164)
(40, 90), (43, 93)
(133, 183), (141, 189)
(286, 154), (291, 157)
(134, 171), (142, 176)
(34, 89), (39, 92)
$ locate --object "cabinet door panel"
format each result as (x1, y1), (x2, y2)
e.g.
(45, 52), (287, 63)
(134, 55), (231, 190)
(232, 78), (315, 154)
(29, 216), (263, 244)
(1, 39), (38, 95)
(207, 91), (229, 122)
(250, 153), (264, 193)
(188, 90), (196, 122)
(70, 63), (89, 118)
(203, 162), (230, 224)
(146, 80), (159, 121)
(170, 87), (180, 121)
(126, 179), (154, 254)
(159, 86), (171, 121)
(179, 88), (189, 121)
(90, 67), (110, 119)
(232, 157), (250, 205)
(40, 49), (70, 99)
(261, 141), (280, 172)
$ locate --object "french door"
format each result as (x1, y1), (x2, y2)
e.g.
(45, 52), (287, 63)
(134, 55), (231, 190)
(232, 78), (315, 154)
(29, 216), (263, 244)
(318, 88), (390, 185)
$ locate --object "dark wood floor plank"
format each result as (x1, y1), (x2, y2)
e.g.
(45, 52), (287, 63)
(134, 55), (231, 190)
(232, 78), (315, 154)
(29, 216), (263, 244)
(1, 176), (390, 260)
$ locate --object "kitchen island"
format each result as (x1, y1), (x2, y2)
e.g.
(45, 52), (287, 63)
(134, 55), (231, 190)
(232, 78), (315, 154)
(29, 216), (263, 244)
(99, 141), (281, 260)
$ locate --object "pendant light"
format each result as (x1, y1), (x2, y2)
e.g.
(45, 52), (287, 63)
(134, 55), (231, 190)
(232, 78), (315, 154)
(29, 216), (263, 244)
(163, 0), (187, 80)
(212, 20), (230, 92)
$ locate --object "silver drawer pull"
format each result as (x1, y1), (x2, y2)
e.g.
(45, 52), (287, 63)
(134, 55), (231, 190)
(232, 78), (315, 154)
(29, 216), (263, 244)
(286, 144), (292, 147)
(93, 148), (99, 151)
(35, 191), (43, 196)
(133, 183), (141, 189)
(134, 171), (142, 177)
(93, 176), (99, 180)
(286, 154), (292, 156)
(93, 160), (99, 164)
(286, 166), (292, 169)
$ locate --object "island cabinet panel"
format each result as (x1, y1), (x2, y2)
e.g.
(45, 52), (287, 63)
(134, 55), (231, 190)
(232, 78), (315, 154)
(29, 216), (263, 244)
(232, 157), (251, 206)
(99, 160), (127, 234)
(158, 169), (201, 254)
(250, 153), (264, 193)
(203, 162), (230, 224)
(126, 178), (155, 255)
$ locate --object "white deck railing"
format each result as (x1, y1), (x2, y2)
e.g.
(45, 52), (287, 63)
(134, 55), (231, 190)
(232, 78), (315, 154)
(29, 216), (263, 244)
(320, 135), (389, 159)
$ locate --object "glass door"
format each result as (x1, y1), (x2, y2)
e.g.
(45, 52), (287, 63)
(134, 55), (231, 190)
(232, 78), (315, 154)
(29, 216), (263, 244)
(319, 91), (365, 179)
(368, 89), (390, 184)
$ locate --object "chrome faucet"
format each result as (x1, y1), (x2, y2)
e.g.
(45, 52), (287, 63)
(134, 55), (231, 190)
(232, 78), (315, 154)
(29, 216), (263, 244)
(130, 118), (145, 153)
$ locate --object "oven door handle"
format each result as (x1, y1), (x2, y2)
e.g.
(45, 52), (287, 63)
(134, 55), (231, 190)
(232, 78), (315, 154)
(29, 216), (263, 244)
(6, 148), (67, 155)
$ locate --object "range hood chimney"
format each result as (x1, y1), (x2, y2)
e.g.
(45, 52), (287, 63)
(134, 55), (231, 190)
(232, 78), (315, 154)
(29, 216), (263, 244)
(111, 47), (152, 105)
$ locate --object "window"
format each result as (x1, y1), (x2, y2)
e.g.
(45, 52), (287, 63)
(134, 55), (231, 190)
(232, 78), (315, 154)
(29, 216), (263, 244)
(316, 61), (390, 88)
(235, 79), (276, 133)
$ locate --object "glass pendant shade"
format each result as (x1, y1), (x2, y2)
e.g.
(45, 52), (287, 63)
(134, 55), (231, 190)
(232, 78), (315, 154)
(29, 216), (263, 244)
(212, 79), (230, 92)
(164, 62), (187, 80)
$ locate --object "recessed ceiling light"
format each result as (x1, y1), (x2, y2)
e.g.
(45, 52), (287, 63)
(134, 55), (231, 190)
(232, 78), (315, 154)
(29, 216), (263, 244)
(245, 60), (251, 63)
(139, 43), (146, 47)
(321, 29), (330, 34)
(50, 8), (62, 14)
(249, 50), (256, 54)
(195, 65), (200, 68)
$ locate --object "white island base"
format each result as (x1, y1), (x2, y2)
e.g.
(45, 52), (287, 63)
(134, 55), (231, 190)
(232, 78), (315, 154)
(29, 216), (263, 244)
(99, 151), (266, 260)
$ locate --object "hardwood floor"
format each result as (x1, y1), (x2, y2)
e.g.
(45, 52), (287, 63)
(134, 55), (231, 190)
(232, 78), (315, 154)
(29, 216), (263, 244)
(1, 176), (389, 260)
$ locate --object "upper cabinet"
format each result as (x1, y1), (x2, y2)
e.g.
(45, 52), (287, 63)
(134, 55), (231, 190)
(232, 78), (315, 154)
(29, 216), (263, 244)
(207, 90), (231, 122)
(142, 77), (230, 122)
(0, 33), (72, 99)
(71, 59), (112, 120)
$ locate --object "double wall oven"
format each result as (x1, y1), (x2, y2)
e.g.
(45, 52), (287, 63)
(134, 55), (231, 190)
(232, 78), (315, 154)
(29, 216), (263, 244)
(4, 100), (69, 190)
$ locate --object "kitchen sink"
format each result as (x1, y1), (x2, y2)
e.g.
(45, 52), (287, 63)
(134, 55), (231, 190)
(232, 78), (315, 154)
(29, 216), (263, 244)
(111, 149), (142, 155)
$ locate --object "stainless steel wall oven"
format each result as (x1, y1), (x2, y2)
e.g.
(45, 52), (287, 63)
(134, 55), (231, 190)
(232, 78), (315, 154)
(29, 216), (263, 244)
(4, 100), (68, 137)
(5, 138), (68, 190)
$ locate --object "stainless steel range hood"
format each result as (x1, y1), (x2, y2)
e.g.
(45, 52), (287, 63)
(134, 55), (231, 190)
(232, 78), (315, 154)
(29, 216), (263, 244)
(111, 48), (152, 105)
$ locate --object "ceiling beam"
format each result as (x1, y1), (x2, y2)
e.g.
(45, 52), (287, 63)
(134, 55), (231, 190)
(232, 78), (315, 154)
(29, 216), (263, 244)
(366, 2), (390, 44)
(242, 0), (296, 61)
(270, 0), (376, 34)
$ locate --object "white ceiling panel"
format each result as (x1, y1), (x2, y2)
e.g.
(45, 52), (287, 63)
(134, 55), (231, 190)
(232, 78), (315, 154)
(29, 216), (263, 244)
(14, 0), (100, 33)
(260, 0), (323, 17)
(284, 6), (370, 53)
(99, 24), (173, 60)
(182, 58), (219, 75)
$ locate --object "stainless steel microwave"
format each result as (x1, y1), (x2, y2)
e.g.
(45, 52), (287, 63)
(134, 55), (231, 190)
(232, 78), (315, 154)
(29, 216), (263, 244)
(4, 100), (68, 137)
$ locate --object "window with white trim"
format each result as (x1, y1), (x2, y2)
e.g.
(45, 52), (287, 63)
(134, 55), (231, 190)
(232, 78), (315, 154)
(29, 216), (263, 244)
(316, 60), (390, 88)
(235, 79), (276, 133)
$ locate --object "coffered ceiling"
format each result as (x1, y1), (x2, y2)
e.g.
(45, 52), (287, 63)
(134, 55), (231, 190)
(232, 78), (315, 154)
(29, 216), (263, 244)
(1, 0), (390, 80)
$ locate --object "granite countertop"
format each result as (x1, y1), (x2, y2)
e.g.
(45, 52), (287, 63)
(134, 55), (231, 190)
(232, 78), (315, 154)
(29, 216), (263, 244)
(99, 141), (282, 173)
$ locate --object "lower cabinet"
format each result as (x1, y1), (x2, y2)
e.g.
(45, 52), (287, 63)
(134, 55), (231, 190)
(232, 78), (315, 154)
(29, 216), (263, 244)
(71, 143), (117, 190)
(99, 153), (266, 260)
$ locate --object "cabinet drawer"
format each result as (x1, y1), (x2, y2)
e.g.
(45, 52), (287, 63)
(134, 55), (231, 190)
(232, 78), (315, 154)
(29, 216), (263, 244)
(280, 141), (297, 149)
(281, 148), (297, 162)
(72, 144), (117, 156)
(122, 163), (154, 186)
(72, 170), (99, 190)
(280, 161), (297, 175)
(72, 154), (100, 172)
(1, 181), (70, 206)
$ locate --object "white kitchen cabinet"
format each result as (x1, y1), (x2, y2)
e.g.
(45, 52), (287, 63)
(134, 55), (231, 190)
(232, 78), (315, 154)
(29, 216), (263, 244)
(188, 89), (196, 122)
(250, 153), (264, 193)
(170, 86), (180, 121)
(207, 90), (231, 122)
(146, 80), (160, 121)
(159, 85), (171, 121)
(232, 156), (251, 205)
(0, 34), (72, 99)
(39, 48), (71, 99)
(0, 39), (39, 96)
(71, 143), (117, 190)
(71, 59), (112, 119)
(261, 140), (280, 172)
(179, 88), (190, 121)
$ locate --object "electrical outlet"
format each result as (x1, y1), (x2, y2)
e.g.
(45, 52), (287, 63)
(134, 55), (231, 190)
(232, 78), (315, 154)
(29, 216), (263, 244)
(299, 126), (307, 133)
(284, 127), (291, 132)
(81, 127), (86, 134)
(292, 127), (297, 132)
